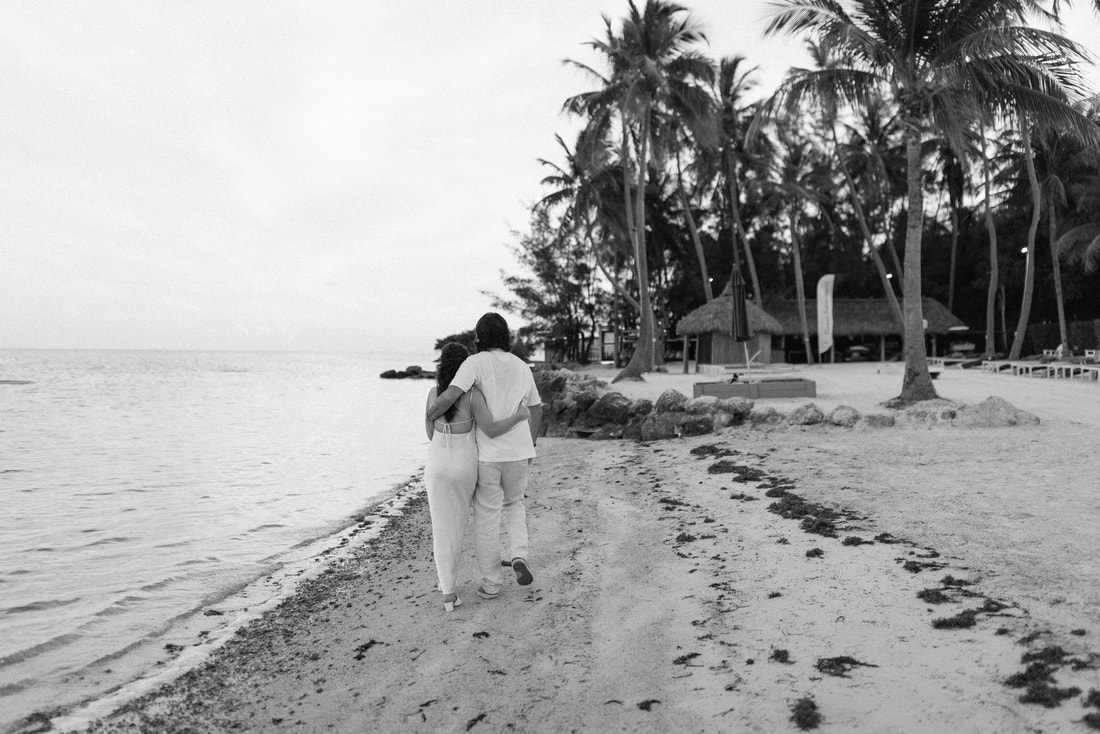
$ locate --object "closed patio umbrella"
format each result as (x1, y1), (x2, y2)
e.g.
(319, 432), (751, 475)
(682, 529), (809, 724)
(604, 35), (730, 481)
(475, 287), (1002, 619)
(731, 266), (754, 378)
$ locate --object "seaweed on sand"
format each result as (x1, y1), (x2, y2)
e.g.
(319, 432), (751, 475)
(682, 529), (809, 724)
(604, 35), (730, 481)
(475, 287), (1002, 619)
(917, 588), (952, 604)
(815, 656), (877, 677)
(790, 697), (822, 730)
(1018, 682), (1082, 708)
(707, 460), (765, 482)
(931, 609), (979, 629)
(691, 444), (736, 459)
(770, 649), (793, 664)
(1004, 662), (1057, 688)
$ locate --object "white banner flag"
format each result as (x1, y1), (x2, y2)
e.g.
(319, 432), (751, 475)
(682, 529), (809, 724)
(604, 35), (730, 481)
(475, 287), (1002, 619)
(816, 274), (835, 355)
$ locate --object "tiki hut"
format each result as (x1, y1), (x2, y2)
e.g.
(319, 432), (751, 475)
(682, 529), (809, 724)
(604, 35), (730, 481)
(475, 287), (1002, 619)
(764, 298), (966, 362)
(676, 289), (783, 365)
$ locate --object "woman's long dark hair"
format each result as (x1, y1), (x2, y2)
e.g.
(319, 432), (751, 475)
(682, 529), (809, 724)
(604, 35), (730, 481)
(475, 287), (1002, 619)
(436, 342), (470, 422)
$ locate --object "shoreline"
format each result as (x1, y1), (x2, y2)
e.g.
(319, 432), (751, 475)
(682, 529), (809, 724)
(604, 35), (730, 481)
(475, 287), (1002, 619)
(31, 479), (427, 734)
(23, 365), (1100, 732)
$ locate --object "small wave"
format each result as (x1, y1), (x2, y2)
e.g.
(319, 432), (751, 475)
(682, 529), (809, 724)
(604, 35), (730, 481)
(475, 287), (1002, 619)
(0, 469), (26, 474)
(138, 576), (182, 593)
(92, 595), (146, 618)
(0, 632), (81, 668)
(83, 536), (132, 548)
(0, 380), (34, 385)
(246, 523), (286, 533)
(1, 597), (82, 615)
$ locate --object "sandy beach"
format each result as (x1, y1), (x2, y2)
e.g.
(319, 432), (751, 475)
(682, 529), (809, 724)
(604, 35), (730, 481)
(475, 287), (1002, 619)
(35, 363), (1100, 733)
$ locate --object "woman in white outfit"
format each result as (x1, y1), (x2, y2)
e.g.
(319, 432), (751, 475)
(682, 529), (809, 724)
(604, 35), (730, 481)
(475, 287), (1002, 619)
(425, 343), (529, 612)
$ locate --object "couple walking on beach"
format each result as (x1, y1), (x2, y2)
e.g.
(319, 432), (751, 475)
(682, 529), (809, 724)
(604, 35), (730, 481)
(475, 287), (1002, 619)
(424, 313), (543, 612)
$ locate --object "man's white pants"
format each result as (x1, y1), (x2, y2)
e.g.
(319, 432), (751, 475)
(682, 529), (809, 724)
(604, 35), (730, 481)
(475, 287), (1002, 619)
(473, 459), (529, 594)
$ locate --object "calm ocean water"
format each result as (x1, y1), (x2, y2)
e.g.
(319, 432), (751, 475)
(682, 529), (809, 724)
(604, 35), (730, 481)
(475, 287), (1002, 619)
(0, 349), (436, 730)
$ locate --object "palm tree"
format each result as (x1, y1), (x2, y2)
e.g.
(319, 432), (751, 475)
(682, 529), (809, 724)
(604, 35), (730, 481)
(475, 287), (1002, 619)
(766, 0), (1098, 401)
(759, 119), (829, 364)
(800, 41), (905, 334)
(710, 55), (765, 304)
(565, 0), (713, 381)
(1008, 111), (1044, 359)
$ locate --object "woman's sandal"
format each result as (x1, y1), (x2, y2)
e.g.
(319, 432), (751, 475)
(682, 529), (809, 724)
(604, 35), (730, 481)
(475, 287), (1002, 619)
(443, 594), (462, 612)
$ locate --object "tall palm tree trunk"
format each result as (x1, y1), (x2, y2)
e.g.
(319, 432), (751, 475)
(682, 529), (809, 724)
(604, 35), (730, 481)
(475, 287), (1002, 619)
(1009, 117), (1041, 360)
(616, 111), (655, 382)
(830, 125), (904, 334)
(948, 205), (959, 313)
(981, 128), (1000, 359)
(898, 132), (937, 401)
(1048, 205), (1069, 350)
(676, 152), (713, 301)
(788, 211), (814, 365)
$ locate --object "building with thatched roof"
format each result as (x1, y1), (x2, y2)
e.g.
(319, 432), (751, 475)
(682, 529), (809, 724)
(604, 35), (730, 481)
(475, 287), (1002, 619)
(678, 295), (965, 364)
(675, 290), (783, 365)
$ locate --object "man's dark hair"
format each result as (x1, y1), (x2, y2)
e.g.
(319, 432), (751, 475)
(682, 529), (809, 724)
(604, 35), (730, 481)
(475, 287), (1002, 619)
(475, 312), (511, 352)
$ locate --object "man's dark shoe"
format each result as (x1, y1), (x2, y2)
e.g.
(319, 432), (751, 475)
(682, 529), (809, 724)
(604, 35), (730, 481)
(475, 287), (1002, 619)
(512, 558), (533, 586)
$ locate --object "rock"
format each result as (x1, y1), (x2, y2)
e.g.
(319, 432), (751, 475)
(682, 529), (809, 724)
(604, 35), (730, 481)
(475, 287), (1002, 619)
(640, 414), (678, 441)
(715, 396), (754, 417)
(679, 414), (715, 436)
(897, 399), (959, 426)
(858, 413), (896, 429)
(828, 405), (861, 427)
(654, 389), (689, 414)
(622, 418), (644, 442)
(588, 425), (624, 440)
(574, 389), (600, 415)
(788, 403), (825, 426)
(749, 406), (783, 427)
(632, 399), (654, 417)
(586, 392), (634, 424)
(685, 396), (719, 414)
(380, 369), (403, 379)
(712, 411), (738, 429)
(405, 365), (422, 376)
(952, 396), (1040, 427)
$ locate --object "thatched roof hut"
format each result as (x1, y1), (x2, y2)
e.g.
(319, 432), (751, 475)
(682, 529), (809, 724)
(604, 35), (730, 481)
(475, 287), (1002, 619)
(763, 298), (964, 336)
(675, 295), (783, 337)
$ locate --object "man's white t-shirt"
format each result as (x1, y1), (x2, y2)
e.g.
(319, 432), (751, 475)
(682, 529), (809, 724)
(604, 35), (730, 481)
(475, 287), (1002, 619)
(451, 350), (541, 462)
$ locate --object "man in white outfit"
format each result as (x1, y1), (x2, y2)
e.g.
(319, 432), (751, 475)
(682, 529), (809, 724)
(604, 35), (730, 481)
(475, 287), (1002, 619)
(426, 313), (543, 598)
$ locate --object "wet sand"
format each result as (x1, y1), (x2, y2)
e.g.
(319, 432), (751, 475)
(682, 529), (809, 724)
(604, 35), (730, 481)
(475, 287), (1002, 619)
(36, 364), (1100, 733)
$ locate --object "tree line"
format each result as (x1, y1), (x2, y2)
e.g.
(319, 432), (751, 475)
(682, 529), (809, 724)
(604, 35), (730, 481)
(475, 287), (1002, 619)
(488, 0), (1100, 402)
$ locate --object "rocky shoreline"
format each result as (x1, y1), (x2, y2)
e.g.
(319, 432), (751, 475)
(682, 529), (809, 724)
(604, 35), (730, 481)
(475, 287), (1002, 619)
(533, 368), (1041, 441)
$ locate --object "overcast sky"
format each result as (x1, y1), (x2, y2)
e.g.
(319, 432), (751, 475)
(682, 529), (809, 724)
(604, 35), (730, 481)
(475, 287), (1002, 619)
(2, 2), (1097, 355)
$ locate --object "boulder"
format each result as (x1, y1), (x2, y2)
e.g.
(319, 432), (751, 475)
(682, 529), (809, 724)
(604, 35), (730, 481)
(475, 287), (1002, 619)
(715, 396), (754, 418)
(585, 391), (631, 424)
(788, 403), (825, 426)
(588, 425), (624, 440)
(622, 418), (644, 442)
(897, 399), (959, 426)
(680, 414), (715, 437)
(654, 389), (689, 414)
(749, 406), (783, 427)
(712, 411), (738, 429)
(858, 413), (896, 429)
(828, 405), (861, 428)
(640, 414), (678, 441)
(632, 399), (654, 418)
(685, 395), (720, 415)
(952, 396), (1039, 427)
(405, 365), (423, 376)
